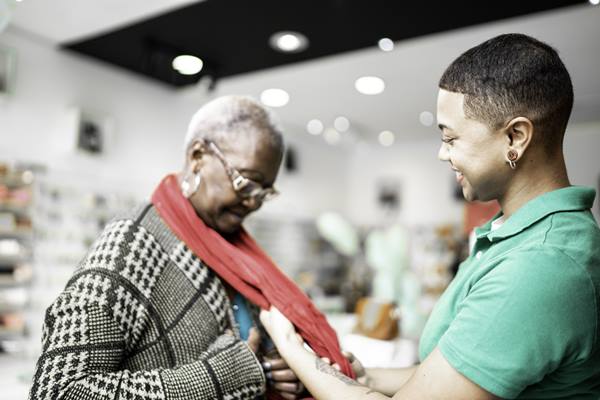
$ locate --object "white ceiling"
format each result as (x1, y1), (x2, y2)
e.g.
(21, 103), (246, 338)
(10, 0), (201, 43)
(8, 1), (600, 145)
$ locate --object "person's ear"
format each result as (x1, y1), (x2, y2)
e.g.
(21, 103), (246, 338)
(503, 117), (534, 160)
(186, 140), (208, 171)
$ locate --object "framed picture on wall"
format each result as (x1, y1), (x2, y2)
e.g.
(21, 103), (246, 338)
(0, 46), (17, 97)
(60, 107), (115, 156)
(376, 178), (401, 212)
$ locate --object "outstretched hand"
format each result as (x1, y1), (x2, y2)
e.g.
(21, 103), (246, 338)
(259, 306), (302, 351)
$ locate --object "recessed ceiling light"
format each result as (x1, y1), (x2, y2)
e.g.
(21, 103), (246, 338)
(172, 55), (203, 75)
(334, 116), (350, 132)
(378, 130), (395, 147)
(419, 111), (434, 127)
(324, 128), (341, 145)
(260, 88), (290, 107)
(269, 31), (309, 53)
(590, 0), (599, 5)
(307, 119), (324, 135)
(378, 38), (394, 52)
(355, 76), (385, 95)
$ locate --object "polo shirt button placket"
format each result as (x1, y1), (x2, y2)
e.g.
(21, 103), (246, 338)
(475, 251), (483, 260)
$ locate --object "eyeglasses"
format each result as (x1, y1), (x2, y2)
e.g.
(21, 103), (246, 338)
(206, 140), (279, 203)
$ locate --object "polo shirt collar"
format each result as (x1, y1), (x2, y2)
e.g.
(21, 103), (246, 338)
(474, 186), (596, 242)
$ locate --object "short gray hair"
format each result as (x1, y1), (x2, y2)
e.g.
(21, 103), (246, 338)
(184, 95), (284, 153)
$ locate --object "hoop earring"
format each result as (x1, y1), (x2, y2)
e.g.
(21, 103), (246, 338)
(507, 149), (518, 170)
(181, 170), (202, 198)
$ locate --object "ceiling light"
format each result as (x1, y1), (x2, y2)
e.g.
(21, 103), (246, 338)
(324, 128), (341, 145)
(307, 119), (324, 135)
(590, 0), (599, 5)
(260, 88), (289, 107)
(355, 76), (385, 95)
(378, 130), (395, 147)
(172, 55), (203, 75)
(334, 116), (350, 132)
(378, 38), (394, 52)
(419, 111), (434, 127)
(269, 31), (309, 53)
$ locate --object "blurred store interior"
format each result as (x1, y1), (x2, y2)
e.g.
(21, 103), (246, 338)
(1, 0), (599, 397)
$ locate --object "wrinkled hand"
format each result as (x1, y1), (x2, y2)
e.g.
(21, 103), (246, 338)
(245, 327), (261, 354)
(262, 349), (306, 400)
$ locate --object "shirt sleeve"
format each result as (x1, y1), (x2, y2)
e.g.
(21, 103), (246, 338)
(28, 273), (266, 400)
(437, 246), (596, 399)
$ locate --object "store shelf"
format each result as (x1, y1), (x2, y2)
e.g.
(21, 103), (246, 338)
(0, 204), (32, 215)
(0, 165), (34, 355)
(0, 229), (34, 240)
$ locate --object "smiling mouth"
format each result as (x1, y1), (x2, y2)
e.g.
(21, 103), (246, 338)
(452, 168), (464, 183)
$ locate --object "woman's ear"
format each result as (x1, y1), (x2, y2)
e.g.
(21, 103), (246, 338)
(504, 117), (534, 157)
(186, 140), (208, 170)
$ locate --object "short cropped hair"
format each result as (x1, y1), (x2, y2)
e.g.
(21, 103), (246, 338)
(439, 33), (573, 151)
(184, 95), (284, 153)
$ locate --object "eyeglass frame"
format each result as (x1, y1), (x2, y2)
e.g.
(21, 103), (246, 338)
(204, 140), (279, 203)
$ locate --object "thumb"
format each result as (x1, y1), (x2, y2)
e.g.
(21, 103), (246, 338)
(246, 327), (261, 354)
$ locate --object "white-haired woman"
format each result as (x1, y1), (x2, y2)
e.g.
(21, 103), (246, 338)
(29, 96), (353, 400)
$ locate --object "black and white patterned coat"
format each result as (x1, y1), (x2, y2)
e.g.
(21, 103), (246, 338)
(28, 203), (266, 400)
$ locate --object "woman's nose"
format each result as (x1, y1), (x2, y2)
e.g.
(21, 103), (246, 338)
(438, 143), (449, 161)
(241, 196), (262, 211)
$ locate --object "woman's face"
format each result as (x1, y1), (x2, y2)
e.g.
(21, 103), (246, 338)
(186, 132), (282, 235)
(436, 89), (511, 202)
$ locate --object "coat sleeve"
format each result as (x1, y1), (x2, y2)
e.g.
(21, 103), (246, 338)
(28, 273), (266, 400)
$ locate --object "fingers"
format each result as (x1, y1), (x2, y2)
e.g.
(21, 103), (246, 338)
(319, 356), (342, 371)
(272, 381), (305, 395)
(259, 309), (270, 327)
(342, 351), (355, 362)
(246, 327), (261, 354)
(265, 368), (298, 382)
(262, 357), (288, 371)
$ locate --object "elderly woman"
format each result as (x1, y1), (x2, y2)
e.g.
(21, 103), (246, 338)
(28, 96), (352, 400)
(260, 34), (600, 400)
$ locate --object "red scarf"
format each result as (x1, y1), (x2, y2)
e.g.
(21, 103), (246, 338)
(152, 175), (354, 396)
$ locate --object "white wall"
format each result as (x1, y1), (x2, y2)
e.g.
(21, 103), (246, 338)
(346, 123), (600, 228)
(0, 29), (350, 217)
(564, 122), (600, 222)
(1, 28), (599, 227)
(346, 138), (463, 227)
(0, 29), (190, 197)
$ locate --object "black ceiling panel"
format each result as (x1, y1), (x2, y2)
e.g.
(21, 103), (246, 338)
(63, 0), (586, 88)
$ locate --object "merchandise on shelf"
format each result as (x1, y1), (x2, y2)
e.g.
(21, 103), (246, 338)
(0, 163), (35, 354)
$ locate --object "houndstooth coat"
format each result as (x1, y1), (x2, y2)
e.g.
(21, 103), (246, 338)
(28, 203), (267, 400)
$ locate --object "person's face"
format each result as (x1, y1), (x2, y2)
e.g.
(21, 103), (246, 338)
(436, 89), (510, 202)
(186, 132), (282, 235)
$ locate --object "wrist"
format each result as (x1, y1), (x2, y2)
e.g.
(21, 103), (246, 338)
(277, 333), (304, 359)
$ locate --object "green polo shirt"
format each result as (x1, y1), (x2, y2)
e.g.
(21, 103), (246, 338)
(419, 186), (600, 399)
